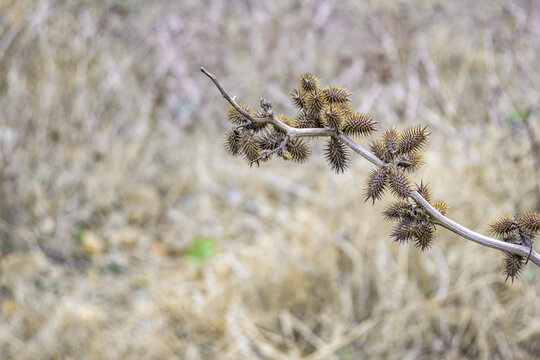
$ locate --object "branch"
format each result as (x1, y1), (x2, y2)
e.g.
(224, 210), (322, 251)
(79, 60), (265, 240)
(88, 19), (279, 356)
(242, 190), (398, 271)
(201, 67), (540, 267)
(251, 135), (290, 165)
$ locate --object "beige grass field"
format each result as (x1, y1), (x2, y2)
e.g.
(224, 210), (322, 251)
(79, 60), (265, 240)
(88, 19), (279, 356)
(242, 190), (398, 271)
(1, 0), (540, 359)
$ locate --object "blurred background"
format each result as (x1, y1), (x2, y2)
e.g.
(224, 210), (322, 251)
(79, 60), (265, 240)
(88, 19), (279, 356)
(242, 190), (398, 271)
(0, 0), (539, 359)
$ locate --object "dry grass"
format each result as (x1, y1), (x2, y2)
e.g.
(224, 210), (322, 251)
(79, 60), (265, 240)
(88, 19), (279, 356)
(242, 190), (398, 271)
(1, 0), (540, 359)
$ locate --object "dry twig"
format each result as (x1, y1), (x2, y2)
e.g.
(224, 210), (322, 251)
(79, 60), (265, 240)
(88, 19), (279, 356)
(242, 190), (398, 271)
(201, 66), (540, 270)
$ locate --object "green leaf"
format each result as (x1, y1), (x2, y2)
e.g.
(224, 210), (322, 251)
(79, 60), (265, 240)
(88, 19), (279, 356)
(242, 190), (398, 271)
(75, 226), (84, 244)
(106, 263), (120, 275)
(133, 278), (148, 289)
(338, 346), (352, 360)
(506, 109), (531, 124)
(186, 236), (216, 264)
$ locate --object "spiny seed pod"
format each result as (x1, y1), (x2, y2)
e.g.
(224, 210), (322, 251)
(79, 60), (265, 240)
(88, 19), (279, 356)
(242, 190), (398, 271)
(240, 131), (261, 163)
(258, 131), (285, 151)
(290, 88), (305, 109)
(322, 86), (351, 104)
(294, 110), (311, 129)
(299, 73), (319, 93)
(503, 252), (524, 282)
(305, 89), (327, 114)
(398, 125), (430, 155)
(383, 127), (400, 156)
(224, 129), (242, 157)
(226, 104), (251, 125)
(416, 182), (432, 203)
(490, 217), (517, 236)
(339, 105), (355, 117)
(521, 212), (540, 234)
(391, 220), (416, 244)
(397, 151), (423, 173)
(322, 105), (344, 131)
(364, 166), (388, 204)
(294, 110), (320, 129)
(414, 224), (435, 251)
(324, 137), (349, 173)
(383, 201), (412, 220)
(432, 200), (449, 216)
(342, 112), (377, 137)
(307, 108), (322, 122)
(388, 169), (412, 199)
(286, 138), (311, 163)
(369, 140), (386, 162)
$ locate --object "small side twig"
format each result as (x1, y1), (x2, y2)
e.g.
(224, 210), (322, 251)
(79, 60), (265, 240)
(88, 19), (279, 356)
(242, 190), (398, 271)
(251, 135), (290, 165)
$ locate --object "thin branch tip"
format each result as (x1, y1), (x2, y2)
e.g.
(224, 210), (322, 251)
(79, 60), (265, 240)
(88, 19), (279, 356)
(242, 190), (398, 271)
(200, 66), (210, 76)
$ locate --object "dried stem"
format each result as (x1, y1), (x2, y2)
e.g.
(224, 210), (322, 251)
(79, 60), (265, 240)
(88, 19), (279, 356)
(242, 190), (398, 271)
(201, 66), (540, 267)
(252, 135), (291, 165)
